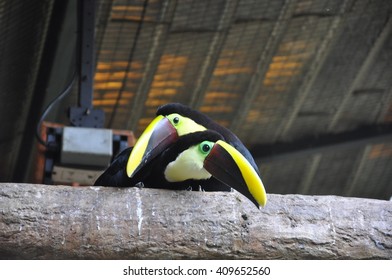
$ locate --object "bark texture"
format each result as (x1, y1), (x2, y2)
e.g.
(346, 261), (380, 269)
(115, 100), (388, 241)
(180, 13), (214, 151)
(0, 183), (391, 259)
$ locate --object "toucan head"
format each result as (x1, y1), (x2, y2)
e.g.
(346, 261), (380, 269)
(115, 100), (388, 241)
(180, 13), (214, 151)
(161, 131), (267, 208)
(126, 112), (206, 178)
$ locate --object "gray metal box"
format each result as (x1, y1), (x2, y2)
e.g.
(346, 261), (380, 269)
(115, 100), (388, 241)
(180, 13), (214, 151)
(61, 127), (113, 167)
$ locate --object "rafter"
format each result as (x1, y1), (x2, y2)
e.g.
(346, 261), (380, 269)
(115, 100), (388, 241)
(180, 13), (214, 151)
(275, 0), (351, 140)
(252, 124), (392, 163)
(229, 0), (297, 132)
(189, 0), (239, 109)
(328, 16), (392, 131)
(125, 0), (178, 130)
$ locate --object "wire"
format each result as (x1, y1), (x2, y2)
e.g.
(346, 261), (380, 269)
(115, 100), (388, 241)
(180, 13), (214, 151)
(36, 0), (84, 147)
(35, 71), (77, 147)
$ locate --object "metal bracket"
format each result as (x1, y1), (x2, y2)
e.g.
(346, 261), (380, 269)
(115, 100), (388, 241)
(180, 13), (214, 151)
(69, 107), (105, 127)
(69, 0), (104, 128)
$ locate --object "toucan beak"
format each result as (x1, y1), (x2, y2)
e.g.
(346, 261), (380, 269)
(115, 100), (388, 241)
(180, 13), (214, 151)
(204, 140), (267, 208)
(126, 115), (178, 178)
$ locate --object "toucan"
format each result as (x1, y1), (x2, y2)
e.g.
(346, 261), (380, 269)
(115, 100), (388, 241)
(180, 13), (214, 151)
(126, 103), (261, 181)
(95, 130), (267, 208)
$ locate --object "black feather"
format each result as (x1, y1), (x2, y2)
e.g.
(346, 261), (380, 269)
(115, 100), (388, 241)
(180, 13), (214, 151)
(94, 147), (134, 187)
(94, 130), (231, 192)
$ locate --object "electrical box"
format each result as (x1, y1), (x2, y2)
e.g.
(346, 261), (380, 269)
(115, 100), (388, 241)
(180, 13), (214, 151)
(36, 122), (135, 185)
(61, 126), (113, 168)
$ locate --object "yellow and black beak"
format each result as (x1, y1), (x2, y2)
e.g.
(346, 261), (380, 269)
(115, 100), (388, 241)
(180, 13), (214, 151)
(204, 140), (267, 208)
(126, 115), (178, 178)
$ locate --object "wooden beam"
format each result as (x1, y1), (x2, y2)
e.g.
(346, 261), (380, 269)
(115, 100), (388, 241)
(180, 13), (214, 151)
(275, 0), (351, 140)
(328, 16), (392, 131)
(251, 124), (392, 162)
(0, 183), (391, 259)
(189, 0), (239, 109)
(229, 0), (297, 132)
(298, 153), (322, 194)
(344, 145), (372, 196)
(126, 0), (177, 130)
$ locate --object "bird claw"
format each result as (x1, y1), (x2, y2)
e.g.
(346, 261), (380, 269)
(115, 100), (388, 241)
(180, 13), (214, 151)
(135, 182), (144, 189)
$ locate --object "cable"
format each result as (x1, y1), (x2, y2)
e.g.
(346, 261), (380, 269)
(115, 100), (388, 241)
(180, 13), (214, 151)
(35, 0), (85, 147)
(35, 71), (77, 147)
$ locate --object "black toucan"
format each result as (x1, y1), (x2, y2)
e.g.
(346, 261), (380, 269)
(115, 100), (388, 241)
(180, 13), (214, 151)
(95, 103), (267, 208)
(95, 130), (267, 208)
(127, 103), (261, 180)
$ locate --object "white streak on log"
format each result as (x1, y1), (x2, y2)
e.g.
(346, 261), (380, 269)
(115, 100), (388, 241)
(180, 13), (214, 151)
(136, 190), (143, 236)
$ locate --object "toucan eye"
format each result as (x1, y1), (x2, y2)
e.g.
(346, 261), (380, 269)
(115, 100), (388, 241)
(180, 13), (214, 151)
(199, 141), (213, 155)
(173, 116), (180, 125)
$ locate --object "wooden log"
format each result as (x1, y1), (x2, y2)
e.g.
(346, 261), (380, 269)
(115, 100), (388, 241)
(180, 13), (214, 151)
(0, 183), (391, 259)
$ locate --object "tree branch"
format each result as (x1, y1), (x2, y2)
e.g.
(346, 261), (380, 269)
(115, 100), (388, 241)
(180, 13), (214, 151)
(0, 183), (391, 259)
